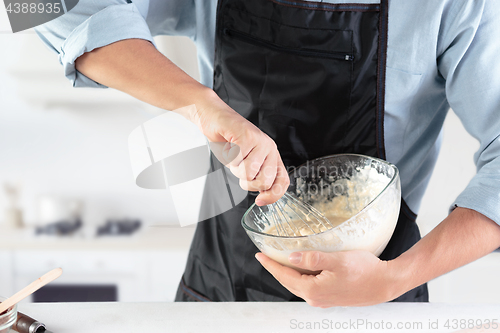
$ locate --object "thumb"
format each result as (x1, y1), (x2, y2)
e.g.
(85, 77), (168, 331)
(288, 251), (336, 272)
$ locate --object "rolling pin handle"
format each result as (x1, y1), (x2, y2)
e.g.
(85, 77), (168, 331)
(13, 312), (46, 333)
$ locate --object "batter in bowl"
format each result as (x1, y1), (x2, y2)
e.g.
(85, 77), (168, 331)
(254, 166), (399, 272)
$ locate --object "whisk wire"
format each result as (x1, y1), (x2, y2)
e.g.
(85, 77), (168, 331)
(256, 192), (335, 237)
(281, 196), (319, 234)
(274, 200), (302, 236)
(284, 193), (335, 232)
(257, 206), (277, 235)
(270, 203), (285, 236)
(264, 203), (288, 237)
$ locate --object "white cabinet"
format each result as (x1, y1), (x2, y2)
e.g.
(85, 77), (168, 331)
(146, 251), (189, 302)
(7, 249), (189, 303)
(0, 227), (195, 302)
(13, 250), (146, 303)
(0, 251), (14, 297)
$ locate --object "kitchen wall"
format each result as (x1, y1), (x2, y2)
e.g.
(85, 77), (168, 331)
(0, 23), (499, 303)
(0, 31), (200, 227)
(0, 28), (200, 303)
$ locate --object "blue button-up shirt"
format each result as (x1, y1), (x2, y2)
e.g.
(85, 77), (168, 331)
(35, 0), (500, 225)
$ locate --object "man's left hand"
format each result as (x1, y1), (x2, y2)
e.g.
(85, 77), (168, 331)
(255, 250), (400, 307)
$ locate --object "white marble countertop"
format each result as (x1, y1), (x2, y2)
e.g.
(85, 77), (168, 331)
(14, 302), (500, 333)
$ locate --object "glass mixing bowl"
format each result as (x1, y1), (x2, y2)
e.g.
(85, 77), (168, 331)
(242, 154), (401, 272)
(0, 297), (17, 333)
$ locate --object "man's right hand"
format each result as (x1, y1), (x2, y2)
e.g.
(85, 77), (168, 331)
(187, 92), (289, 206)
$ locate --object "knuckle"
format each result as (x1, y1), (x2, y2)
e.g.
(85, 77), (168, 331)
(302, 284), (316, 300)
(242, 126), (255, 139)
(306, 299), (321, 308)
(283, 175), (291, 187)
(263, 177), (275, 189)
(263, 164), (276, 178)
(243, 169), (257, 181)
(239, 179), (249, 190)
(268, 185), (279, 197)
(261, 133), (276, 149)
(250, 161), (261, 171)
(249, 165), (261, 179)
(337, 257), (352, 274)
(280, 180), (290, 193)
(227, 157), (240, 167)
(270, 140), (278, 150)
(229, 164), (238, 175)
(273, 183), (285, 196)
(308, 252), (321, 269)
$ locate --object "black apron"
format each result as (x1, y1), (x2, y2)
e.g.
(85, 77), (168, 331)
(175, 0), (428, 302)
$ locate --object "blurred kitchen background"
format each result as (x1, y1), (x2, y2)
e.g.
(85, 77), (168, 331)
(1, 19), (499, 304)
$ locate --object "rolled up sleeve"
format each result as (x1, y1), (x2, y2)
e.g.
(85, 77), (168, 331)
(438, 0), (500, 225)
(35, 1), (155, 88)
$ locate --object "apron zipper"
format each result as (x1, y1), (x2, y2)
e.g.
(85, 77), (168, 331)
(224, 28), (354, 61)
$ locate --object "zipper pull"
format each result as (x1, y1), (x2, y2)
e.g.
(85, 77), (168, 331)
(345, 55), (354, 61)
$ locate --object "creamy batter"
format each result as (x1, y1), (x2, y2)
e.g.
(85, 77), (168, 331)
(251, 165), (400, 272)
(264, 214), (348, 236)
(264, 166), (389, 237)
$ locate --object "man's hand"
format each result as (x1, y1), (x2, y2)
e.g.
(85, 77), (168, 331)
(255, 250), (399, 307)
(188, 94), (289, 206)
(256, 207), (500, 308)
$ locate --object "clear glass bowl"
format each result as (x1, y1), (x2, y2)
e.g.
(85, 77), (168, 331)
(0, 297), (17, 333)
(242, 154), (401, 272)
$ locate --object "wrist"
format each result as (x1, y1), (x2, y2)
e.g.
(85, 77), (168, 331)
(188, 89), (240, 133)
(384, 257), (413, 301)
(173, 86), (229, 123)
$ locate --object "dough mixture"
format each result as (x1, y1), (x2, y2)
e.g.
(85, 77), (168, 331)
(252, 165), (400, 272)
(264, 166), (390, 236)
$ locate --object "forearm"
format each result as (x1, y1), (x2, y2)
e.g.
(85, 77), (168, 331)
(75, 38), (288, 204)
(389, 207), (500, 298)
(75, 38), (217, 119)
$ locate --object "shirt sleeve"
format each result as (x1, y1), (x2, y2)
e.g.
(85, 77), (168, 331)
(437, 0), (500, 225)
(34, 1), (155, 88)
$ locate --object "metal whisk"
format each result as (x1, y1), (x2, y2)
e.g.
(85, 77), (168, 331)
(257, 192), (335, 237)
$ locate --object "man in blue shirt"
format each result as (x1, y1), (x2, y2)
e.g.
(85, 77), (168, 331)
(36, 0), (500, 306)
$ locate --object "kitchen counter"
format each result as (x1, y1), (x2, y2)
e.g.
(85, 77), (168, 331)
(15, 302), (500, 333)
(0, 226), (196, 303)
(0, 226), (196, 251)
(2, 226), (500, 304)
